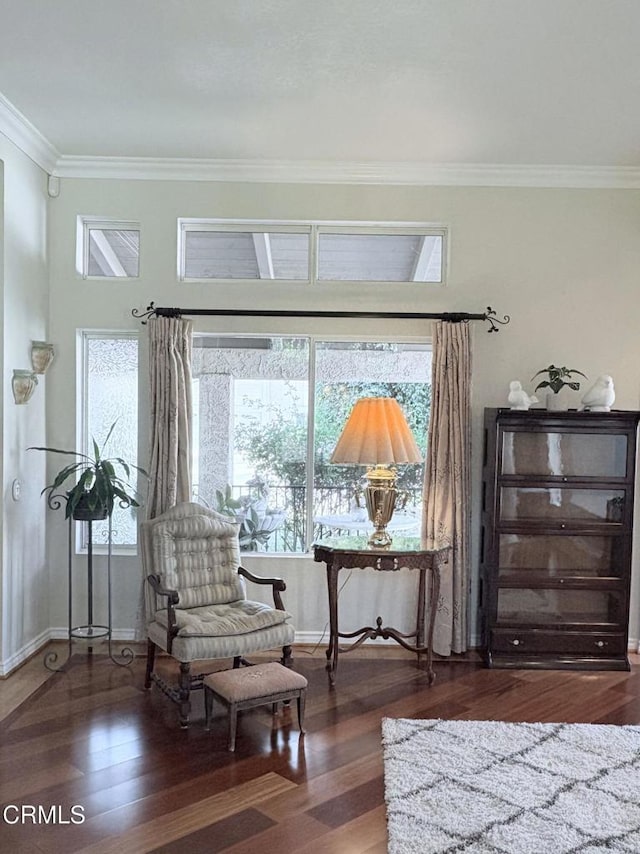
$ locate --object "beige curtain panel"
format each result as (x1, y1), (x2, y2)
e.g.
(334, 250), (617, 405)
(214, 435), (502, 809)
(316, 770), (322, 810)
(422, 321), (472, 656)
(137, 316), (194, 638)
(146, 316), (194, 519)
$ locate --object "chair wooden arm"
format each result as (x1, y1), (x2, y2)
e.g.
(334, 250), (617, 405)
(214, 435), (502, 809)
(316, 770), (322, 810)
(238, 565), (287, 611)
(147, 574), (180, 652)
(147, 574), (179, 604)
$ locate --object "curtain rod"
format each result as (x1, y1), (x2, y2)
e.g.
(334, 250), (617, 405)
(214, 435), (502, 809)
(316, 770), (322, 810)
(131, 303), (510, 333)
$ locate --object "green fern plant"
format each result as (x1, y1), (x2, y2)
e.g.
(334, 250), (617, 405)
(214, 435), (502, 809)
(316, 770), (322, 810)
(29, 421), (147, 520)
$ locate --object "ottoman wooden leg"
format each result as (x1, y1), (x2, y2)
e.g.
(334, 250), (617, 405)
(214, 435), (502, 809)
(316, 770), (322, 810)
(204, 687), (213, 730)
(229, 701), (239, 752)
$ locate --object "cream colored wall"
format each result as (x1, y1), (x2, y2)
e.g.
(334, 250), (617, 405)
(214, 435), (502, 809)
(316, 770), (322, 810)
(45, 179), (640, 650)
(0, 135), (49, 673)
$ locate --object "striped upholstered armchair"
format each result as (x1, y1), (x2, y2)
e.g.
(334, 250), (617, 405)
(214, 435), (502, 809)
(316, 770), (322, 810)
(141, 502), (294, 727)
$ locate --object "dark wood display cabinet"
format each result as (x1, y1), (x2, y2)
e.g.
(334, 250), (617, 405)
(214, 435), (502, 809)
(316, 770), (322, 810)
(480, 408), (640, 671)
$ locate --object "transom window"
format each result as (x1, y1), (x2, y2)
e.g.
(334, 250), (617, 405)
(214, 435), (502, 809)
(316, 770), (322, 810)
(179, 220), (446, 285)
(77, 217), (140, 278)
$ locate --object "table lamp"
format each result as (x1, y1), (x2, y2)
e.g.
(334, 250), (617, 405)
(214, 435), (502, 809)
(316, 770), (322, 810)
(330, 397), (423, 546)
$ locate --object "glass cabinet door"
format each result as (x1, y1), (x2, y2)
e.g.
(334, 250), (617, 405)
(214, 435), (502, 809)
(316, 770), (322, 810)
(496, 588), (624, 627)
(501, 430), (628, 478)
(498, 533), (624, 580)
(499, 488), (625, 522)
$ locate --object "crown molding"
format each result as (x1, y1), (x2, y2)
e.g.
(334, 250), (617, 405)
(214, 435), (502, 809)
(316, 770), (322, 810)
(0, 92), (59, 174)
(51, 155), (640, 188)
(1, 97), (639, 190)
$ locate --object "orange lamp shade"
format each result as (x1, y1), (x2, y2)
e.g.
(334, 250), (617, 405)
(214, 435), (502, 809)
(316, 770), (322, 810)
(330, 397), (422, 465)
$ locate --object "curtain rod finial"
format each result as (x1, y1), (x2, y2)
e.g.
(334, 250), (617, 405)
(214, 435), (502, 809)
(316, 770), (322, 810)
(132, 302), (157, 325)
(484, 306), (510, 333)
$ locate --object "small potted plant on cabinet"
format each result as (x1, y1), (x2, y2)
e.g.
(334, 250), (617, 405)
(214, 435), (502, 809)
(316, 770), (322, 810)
(531, 364), (587, 411)
(29, 421), (147, 521)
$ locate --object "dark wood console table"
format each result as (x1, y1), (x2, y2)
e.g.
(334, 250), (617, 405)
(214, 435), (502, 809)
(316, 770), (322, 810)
(313, 536), (450, 685)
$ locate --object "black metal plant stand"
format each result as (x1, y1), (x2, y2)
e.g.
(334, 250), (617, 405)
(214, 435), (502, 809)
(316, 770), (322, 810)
(44, 497), (134, 672)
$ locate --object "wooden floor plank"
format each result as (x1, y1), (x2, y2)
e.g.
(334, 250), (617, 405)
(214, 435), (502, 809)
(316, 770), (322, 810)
(213, 812), (332, 854)
(258, 753), (382, 822)
(296, 805), (389, 853)
(148, 807), (276, 853)
(307, 777), (384, 828)
(0, 760), (84, 804)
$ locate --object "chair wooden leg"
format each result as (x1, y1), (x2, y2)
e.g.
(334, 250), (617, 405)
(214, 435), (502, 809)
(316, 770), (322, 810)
(144, 639), (156, 690)
(297, 688), (307, 735)
(178, 662), (192, 729)
(281, 645), (293, 667)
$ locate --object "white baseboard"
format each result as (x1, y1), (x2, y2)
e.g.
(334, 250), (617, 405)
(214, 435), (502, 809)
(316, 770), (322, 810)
(0, 629), (52, 677)
(293, 631), (329, 646)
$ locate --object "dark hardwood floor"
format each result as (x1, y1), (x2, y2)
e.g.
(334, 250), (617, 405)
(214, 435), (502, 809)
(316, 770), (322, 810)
(2, 644), (640, 853)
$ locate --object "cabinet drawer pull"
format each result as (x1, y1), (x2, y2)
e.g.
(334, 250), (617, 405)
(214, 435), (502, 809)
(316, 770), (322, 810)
(509, 638), (521, 646)
(595, 640), (606, 648)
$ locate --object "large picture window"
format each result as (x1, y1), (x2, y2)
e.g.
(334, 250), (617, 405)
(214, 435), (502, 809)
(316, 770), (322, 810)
(192, 336), (431, 553)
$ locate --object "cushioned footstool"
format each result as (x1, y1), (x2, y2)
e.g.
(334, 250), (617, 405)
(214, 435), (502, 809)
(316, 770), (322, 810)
(203, 662), (308, 751)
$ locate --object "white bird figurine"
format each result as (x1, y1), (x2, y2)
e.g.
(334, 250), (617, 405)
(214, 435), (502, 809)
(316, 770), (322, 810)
(580, 375), (615, 411)
(508, 380), (538, 410)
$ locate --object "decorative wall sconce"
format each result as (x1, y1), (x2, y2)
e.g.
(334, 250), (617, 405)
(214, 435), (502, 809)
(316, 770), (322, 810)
(31, 340), (55, 374)
(12, 370), (38, 405)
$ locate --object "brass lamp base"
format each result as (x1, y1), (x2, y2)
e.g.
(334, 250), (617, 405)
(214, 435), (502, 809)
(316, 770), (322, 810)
(362, 465), (398, 547)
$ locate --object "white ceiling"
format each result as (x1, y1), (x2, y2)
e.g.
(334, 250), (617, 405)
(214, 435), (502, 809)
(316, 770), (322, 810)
(1, 0), (640, 184)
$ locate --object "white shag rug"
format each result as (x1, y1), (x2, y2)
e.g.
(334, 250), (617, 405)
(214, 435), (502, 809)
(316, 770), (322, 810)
(382, 718), (640, 854)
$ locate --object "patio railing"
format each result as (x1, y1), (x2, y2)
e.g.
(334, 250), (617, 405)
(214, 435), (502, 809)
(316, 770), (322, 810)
(195, 482), (422, 552)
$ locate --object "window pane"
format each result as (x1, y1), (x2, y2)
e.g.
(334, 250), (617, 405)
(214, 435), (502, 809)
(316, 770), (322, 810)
(88, 229), (140, 277)
(317, 233), (443, 282)
(184, 231), (309, 280)
(192, 337), (309, 552)
(85, 336), (139, 546)
(313, 342), (431, 539)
